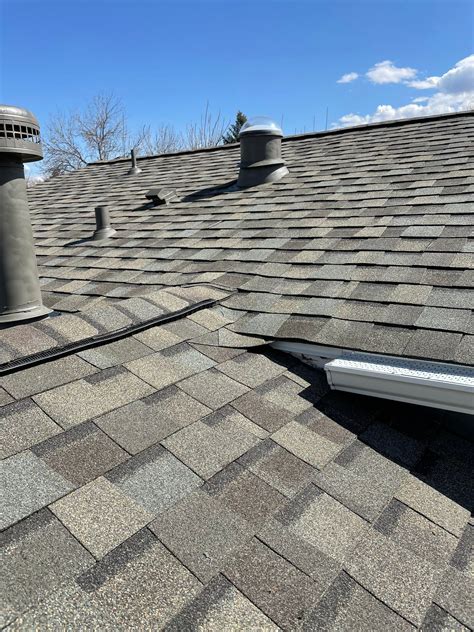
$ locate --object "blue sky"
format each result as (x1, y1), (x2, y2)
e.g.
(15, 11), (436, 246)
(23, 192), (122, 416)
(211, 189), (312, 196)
(1, 0), (473, 136)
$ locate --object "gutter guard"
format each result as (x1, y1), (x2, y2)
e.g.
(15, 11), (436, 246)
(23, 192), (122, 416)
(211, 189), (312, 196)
(325, 355), (473, 415)
(271, 341), (473, 416)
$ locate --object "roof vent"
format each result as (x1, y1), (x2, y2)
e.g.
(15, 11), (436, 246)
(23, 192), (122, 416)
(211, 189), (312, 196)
(145, 187), (178, 206)
(127, 148), (141, 175)
(0, 105), (51, 324)
(237, 116), (288, 187)
(93, 206), (116, 240)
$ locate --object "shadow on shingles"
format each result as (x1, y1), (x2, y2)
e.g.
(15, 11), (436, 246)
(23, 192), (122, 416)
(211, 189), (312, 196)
(258, 346), (474, 514)
(181, 179), (240, 202)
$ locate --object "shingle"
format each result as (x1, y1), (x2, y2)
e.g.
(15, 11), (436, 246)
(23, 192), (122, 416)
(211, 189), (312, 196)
(421, 603), (470, 632)
(374, 499), (458, 567)
(216, 352), (287, 388)
(31, 422), (128, 486)
(202, 462), (286, 527)
(275, 485), (369, 563)
(450, 524), (474, 576)
(165, 575), (279, 632)
(223, 538), (323, 630)
(32, 366), (154, 428)
(238, 439), (317, 498)
(149, 490), (253, 582)
(77, 337), (153, 369)
(2, 510), (94, 621)
(0, 386), (13, 406)
(162, 406), (261, 479)
(272, 420), (343, 469)
(454, 334), (474, 365)
(189, 342), (245, 363)
(125, 343), (215, 390)
(38, 314), (99, 342)
(178, 367), (249, 409)
(0, 355), (98, 399)
(305, 571), (415, 632)
(345, 528), (442, 626)
(405, 329), (463, 361)
(133, 325), (182, 350)
(95, 385), (211, 454)
(106, 444), (201, 516)
(395, 473), (470, 537)
(1, 451), (73, 530)
(50, 477), (153, 558)
(0, 399), (61, 459)
(359, 422), (425, 467)
(230, 390), (295, 433)
(77, 530), (202, 628)
(415, 306), (471, 332)
(0, 324), (57, 360)
(435, 568), (474, 629)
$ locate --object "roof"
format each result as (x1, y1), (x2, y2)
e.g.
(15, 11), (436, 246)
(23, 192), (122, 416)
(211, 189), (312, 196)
(1, 112), (473, 630)
(20, 110), (473, 366)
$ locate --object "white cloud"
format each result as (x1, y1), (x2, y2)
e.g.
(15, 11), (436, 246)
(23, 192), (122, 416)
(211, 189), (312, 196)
(366, 60), (417, 84)
(436, 54), (474, 94)
(408, 77), (439, 89)
(337, 72), (359, 84)
(336, 55), (474, 128)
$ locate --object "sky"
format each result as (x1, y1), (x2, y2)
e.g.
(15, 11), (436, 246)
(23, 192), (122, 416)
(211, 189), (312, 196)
(1, 0), (473, 141)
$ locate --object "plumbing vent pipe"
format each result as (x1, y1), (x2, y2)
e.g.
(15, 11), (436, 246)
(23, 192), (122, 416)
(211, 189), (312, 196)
(237, 116), (288, 188)
(0, 104), (50, 324)
(93, 206), (116, 240)
(127, 148), (141, 175)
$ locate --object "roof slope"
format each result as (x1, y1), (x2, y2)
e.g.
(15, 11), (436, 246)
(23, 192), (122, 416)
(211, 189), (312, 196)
(27, 111), (474, 365)
(2, 316), (473, 629)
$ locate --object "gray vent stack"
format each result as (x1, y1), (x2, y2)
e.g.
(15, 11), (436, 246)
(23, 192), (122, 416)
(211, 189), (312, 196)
(0, 105), (50, 324)
(237, 116), (288, 188)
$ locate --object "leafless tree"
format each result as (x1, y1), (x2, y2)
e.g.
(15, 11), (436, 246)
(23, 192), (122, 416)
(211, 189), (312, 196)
(43, 93), (146, 176)
(184, 102), (229, 150)
(43, 95), (230, 176)
(140, 124), (184, 155)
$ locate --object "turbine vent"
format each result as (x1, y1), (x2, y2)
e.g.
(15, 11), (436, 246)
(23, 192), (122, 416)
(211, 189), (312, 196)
(237, 116), (288, 188)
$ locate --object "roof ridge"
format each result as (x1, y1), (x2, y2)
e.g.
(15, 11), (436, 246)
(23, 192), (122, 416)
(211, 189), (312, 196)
(87, 109), (473, 166)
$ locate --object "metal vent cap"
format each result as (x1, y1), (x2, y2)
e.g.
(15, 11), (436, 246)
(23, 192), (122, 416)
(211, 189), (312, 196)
(240, 116), (283, 137)
(0, 104), (42, 162)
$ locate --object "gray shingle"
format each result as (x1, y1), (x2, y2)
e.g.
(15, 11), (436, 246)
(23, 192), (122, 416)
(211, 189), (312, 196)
(0, 399), (61, 459)
(150, 490), (253, 582)
(345, 529), (442, 626)
(0, 355), (98, 399)
(272, 420), (343, 469)
(1, 451), (73, 530)
(305, 571), (415, 632)
(107, 444), (202, 516)
(50, 477), (153, 558)
(31, 422), (128, 486)
(165, 575), (279, 632)
(178, 367), (249, 409)
(95, 385), (211, 454)
(32, 366), (154, 428)
(77, 337), (153, 369)
(223, 538), (323, 629)
(2, 510), (94, 621)
(162, 406), (261, 479)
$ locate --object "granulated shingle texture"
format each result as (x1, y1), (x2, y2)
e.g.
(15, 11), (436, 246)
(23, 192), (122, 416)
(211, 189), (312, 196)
(2, 112), (473, 630)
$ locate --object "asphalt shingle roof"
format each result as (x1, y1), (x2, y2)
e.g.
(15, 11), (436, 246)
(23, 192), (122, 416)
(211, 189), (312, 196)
(1, 113), (473, 630)
(16, 111), (473, 366)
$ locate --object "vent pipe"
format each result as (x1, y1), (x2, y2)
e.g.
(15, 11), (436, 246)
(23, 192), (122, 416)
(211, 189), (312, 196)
(0, 105), (50, 324)
(93, 206), (116, 240)
(237, 116), (288, 188)
(127, 148), (141, 175)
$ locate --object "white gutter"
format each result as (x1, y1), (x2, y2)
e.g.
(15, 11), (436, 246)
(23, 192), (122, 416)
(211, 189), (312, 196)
(271, 341), (474, 416)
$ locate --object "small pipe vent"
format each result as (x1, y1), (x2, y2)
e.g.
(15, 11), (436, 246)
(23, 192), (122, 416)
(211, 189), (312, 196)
(237, 116), (288, 188)
(93, 206), (116, 240)
(127, 148), (141, 175)
(0, 104), (50, 324)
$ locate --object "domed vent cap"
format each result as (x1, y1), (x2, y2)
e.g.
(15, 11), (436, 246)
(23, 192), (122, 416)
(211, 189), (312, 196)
(0, 105), (43, 162)
(237, 116), (288, 188)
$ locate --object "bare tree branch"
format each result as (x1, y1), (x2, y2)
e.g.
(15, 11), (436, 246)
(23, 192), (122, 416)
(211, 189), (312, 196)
(184, 102), (229, 150)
